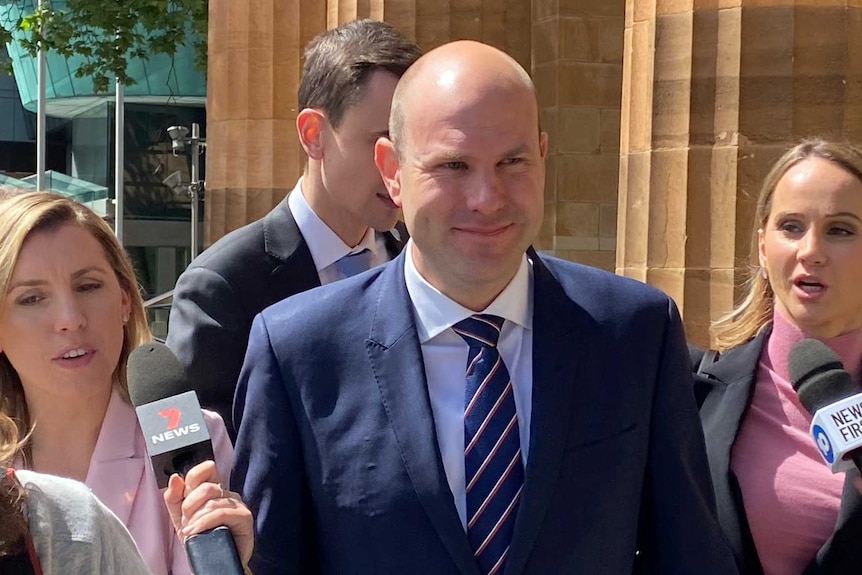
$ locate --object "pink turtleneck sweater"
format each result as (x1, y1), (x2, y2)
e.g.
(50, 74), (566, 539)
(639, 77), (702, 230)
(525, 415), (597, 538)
(731, 310), (862, 575)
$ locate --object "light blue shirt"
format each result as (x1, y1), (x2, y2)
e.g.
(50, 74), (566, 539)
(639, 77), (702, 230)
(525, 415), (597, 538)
(403, 242), (534, 530)
(287, 178), (388, 284)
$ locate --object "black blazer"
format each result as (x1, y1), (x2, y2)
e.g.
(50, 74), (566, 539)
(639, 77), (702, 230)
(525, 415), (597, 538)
(694, 330), (862, 574)
(166, 194), (407, 439)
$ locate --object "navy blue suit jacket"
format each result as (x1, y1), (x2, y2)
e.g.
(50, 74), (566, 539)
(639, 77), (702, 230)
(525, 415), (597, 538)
(231, 251), (737, 575)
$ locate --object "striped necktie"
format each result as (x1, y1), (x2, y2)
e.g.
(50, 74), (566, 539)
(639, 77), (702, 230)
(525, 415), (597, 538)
(453, 314), (523, 575)
(335, 248), (372, 279)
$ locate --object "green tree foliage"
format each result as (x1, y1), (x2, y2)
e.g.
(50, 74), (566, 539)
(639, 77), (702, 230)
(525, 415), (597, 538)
(0, 0), (206, 93)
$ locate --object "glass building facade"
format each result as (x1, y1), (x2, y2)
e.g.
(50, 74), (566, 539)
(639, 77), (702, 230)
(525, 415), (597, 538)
(1, 10), (207, 340)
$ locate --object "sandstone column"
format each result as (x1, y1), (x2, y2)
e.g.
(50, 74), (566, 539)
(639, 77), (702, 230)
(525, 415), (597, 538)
(325, 0), (531, 78)
(205, 0), (325, 245)
(532, 0), (626, 264)
(619, 0), (862, 347)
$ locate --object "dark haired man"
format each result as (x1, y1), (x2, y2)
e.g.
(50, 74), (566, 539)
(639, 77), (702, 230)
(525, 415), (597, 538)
(167, 19), (422, 439)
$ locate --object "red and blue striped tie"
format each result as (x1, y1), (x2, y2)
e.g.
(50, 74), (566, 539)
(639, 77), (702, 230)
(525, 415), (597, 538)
(453, 314), (523, 575)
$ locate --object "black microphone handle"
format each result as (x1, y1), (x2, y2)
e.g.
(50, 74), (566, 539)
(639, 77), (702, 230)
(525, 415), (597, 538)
(171, 450), (242, 574)
(185, 526), (244, 575)
(174, 455), (244, 575)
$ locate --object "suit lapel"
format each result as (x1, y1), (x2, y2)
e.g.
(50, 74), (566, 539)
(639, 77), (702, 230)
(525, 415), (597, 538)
(816, 472), (862, 571)
(365, 255), (481, 575)
(263, 196), (321, 298)
(86, 390), (147, 526)
(504, 255), (582, 575)
(698, 330), (766, 570)
(264, 188), (406, 296)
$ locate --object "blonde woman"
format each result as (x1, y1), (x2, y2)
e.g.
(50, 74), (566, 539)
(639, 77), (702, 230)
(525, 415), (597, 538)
(0, 192), (250, 574)
(695, 139), (862, 574)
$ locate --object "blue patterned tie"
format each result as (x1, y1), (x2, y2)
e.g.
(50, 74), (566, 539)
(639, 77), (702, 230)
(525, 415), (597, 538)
(335, 248), (372, 279)
(453, 315), (523, 575)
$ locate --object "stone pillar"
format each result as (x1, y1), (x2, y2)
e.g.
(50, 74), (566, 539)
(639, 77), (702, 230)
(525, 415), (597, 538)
(619, 0), (862, 347)
(205, 0), (325, 245)
(324, 0), (530, 69)
(532, 0), (626, 266)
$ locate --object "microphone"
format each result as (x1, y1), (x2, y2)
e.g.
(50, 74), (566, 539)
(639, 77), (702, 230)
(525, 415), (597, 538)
(127, 342), (243, 575)
(789, 338), (862, 473)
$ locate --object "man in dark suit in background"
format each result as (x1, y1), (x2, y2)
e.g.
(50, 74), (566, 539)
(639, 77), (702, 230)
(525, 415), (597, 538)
(166, 19), (421, 438)
(232, 40), (738, 574)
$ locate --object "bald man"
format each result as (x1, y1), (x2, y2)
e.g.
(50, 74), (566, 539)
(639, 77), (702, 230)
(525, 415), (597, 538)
(232, 41), (738, 575)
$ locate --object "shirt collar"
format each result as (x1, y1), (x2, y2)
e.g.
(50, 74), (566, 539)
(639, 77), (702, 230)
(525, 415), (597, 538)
(404, 240), (533, 344)
(288, 178), (379, 272)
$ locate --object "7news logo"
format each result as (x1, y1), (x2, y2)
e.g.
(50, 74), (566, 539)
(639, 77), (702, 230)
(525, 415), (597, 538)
(150, 407), (202, 444)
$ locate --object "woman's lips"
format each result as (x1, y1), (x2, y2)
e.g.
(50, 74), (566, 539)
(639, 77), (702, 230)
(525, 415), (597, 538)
(53, 347), (96, 367)
(793, 277), (826, 299)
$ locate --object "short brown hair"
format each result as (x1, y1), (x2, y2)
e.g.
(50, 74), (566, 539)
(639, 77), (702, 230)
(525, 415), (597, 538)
(297, 19), (421, 128)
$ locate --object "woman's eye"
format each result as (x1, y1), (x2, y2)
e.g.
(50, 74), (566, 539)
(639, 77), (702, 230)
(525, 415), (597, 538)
(16, 294), (44, 306)
(778, 221), (803, 234)
(78, 282), (103, 293)
(828, 225), (855, 236)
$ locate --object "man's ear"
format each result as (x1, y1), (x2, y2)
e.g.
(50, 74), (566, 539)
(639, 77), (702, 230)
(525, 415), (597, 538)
(296, 108), (326, 160)
(375, 136), (403, 207)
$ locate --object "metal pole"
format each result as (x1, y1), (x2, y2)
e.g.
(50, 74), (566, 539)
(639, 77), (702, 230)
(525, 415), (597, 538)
(114, 79), (124, 243)
(36, 0), (46, 190)
(189, 122), (200, 258)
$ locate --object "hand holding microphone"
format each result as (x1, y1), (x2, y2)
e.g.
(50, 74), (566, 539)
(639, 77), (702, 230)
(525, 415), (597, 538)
(163, 460), (254, 568)
(128, 342), (250, 575)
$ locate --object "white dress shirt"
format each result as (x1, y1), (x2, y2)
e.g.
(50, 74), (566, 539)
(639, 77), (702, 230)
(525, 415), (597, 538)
(287, 178), (389, 284)
(403, 241), (534, 529)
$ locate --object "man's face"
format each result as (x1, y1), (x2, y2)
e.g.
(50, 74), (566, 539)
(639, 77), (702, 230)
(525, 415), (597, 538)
(318, 70), (401, 233)
(380, 81), (547, 308)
